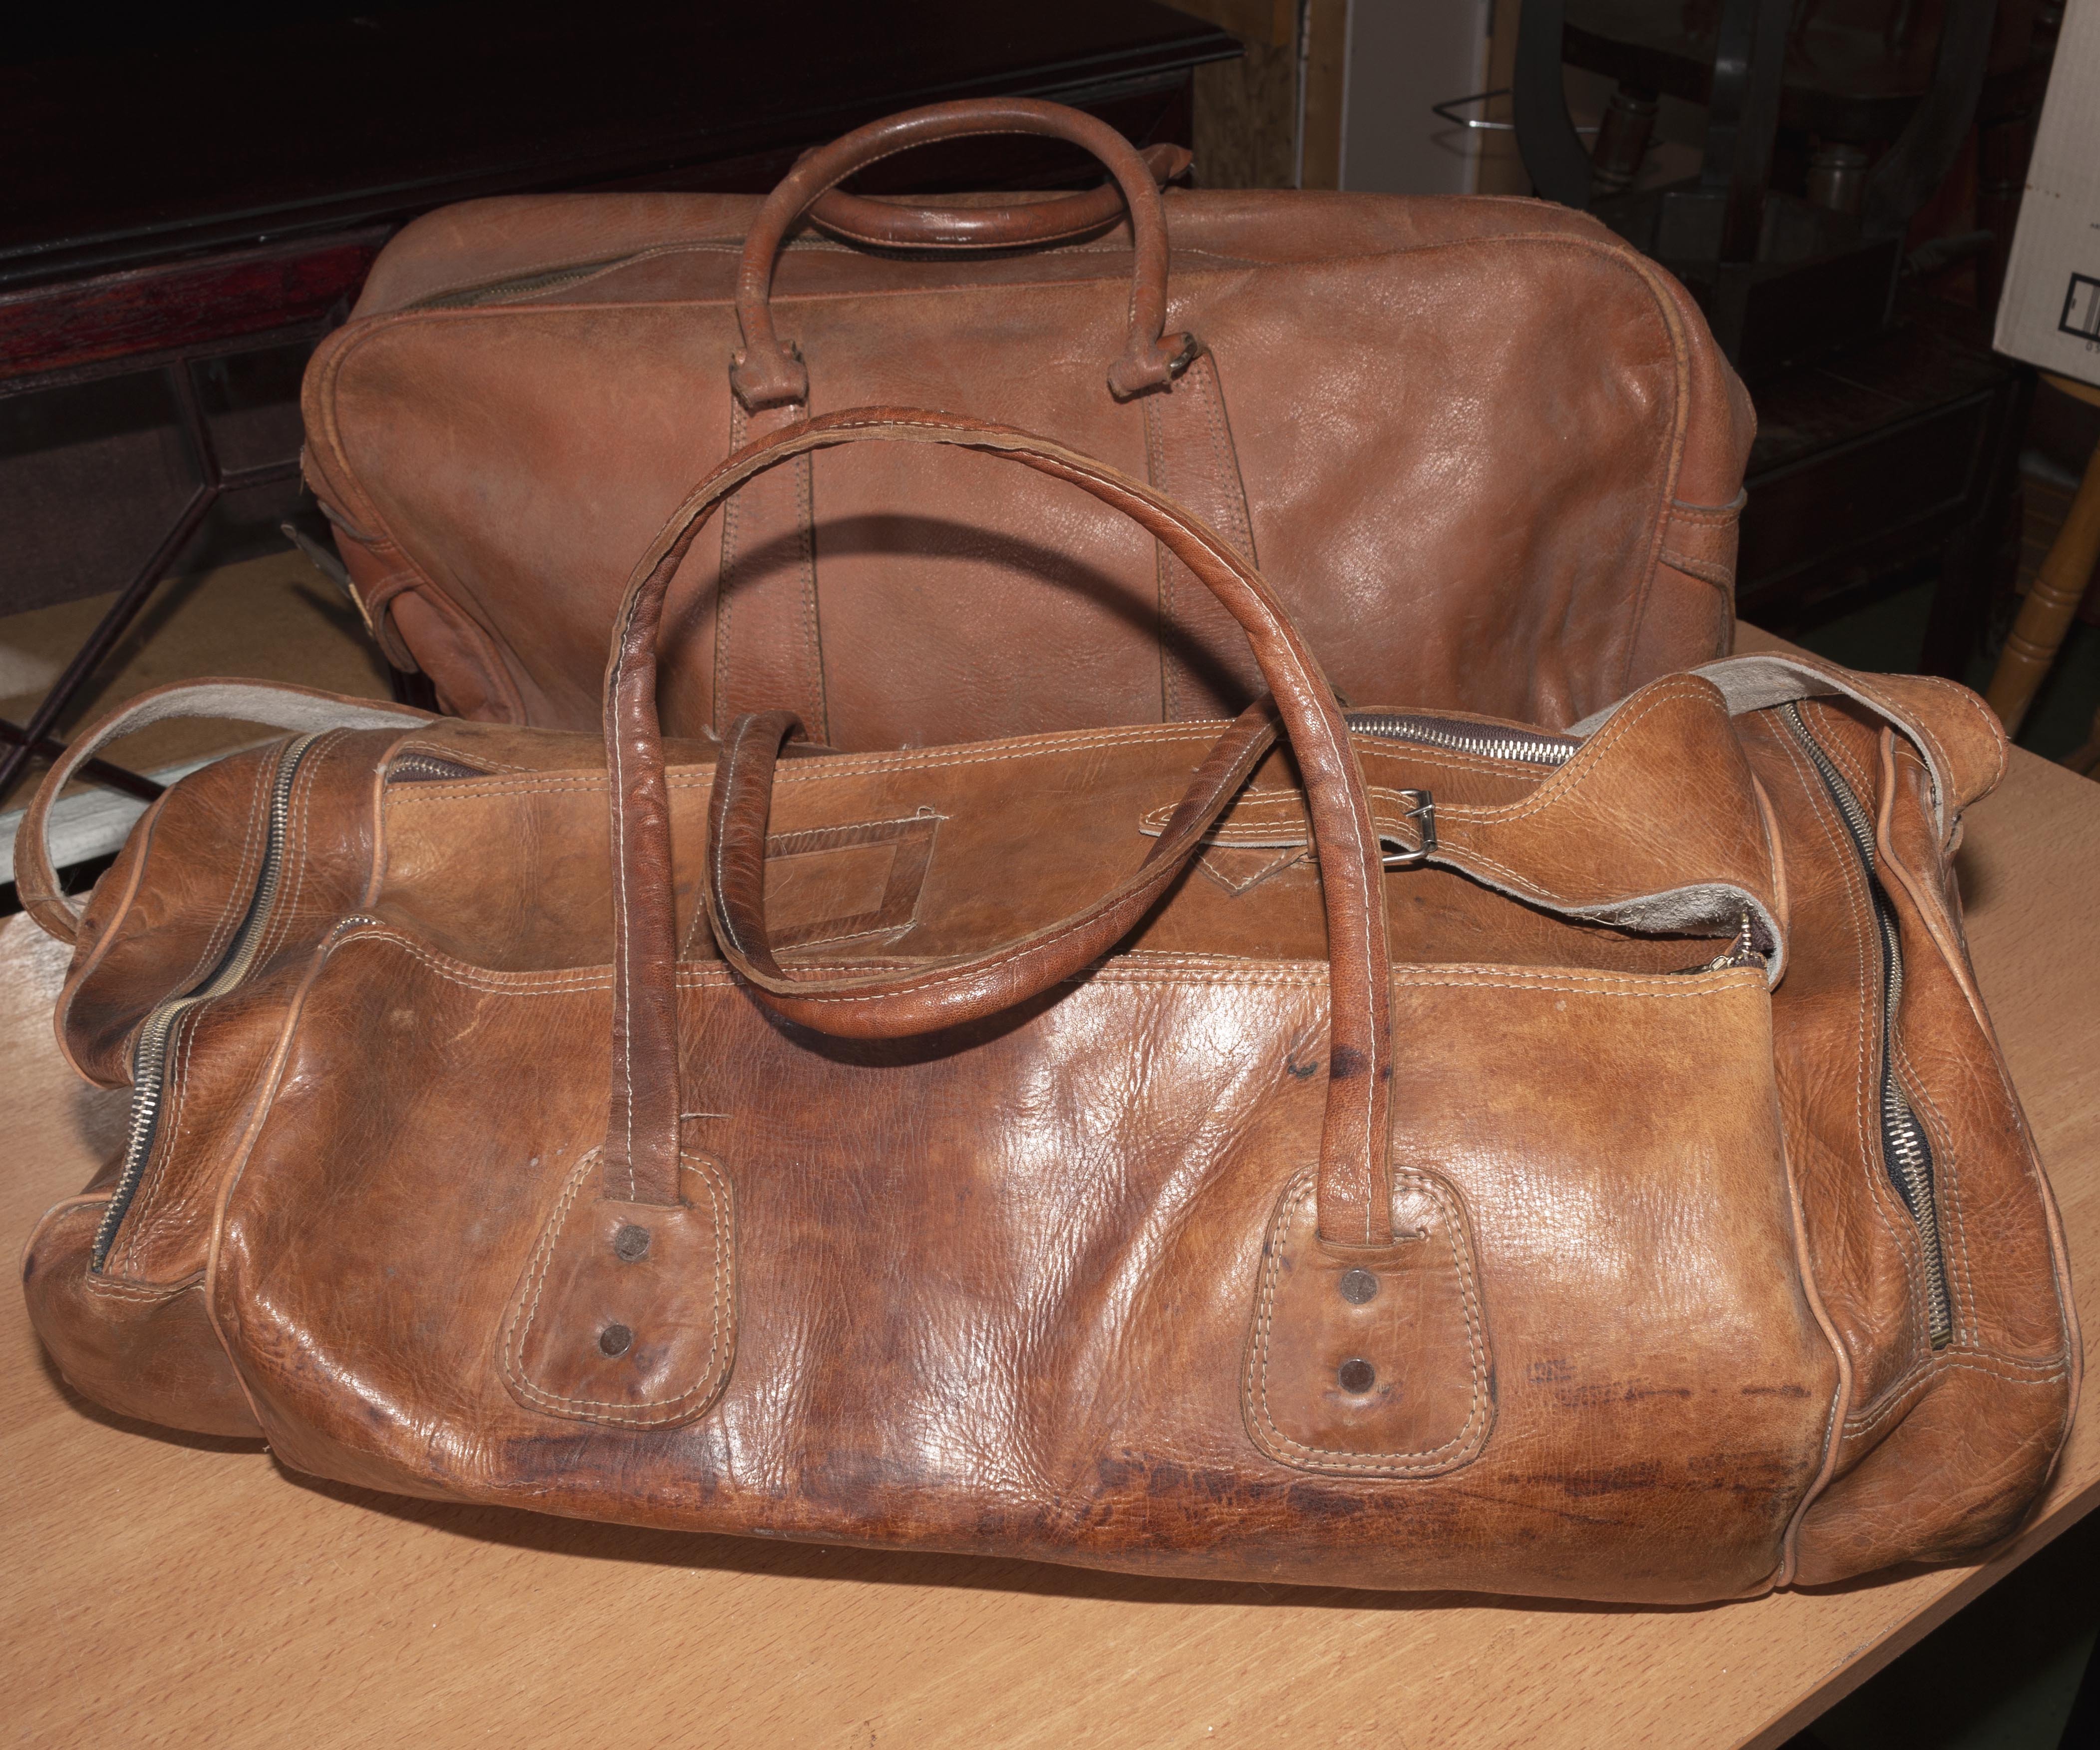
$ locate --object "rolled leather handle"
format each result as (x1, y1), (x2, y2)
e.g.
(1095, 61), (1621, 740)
(732, 99), (1195, 409)
(600, 409), (1397, 1248)
(803, 142), (1193, 252)
(705, 699), (1281, 1035)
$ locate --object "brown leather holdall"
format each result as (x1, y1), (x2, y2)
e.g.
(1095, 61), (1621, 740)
(299, 97), (1754, 746)
(18, 411), (2076, 1601)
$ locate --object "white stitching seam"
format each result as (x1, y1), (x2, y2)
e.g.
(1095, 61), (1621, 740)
(611, 596), (637, 1203)
(1845, 1353), (2069, 1436)
(1437, 678), (1719, 825)
(1245, 1168), (1493, 1473)
(82, 1271), (200, 1303)
(497, 1149), (731, 1424)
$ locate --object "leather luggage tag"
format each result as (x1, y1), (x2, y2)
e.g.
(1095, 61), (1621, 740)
(1244, 1168), (1494, 1476)
(500, 1151), (737, 1429)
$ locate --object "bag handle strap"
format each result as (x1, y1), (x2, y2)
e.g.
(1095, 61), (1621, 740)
(731, 100), (1195, 410)
(704, 700), (1282, 1032)
(804, 141), (1192, 253)
(601, 409), (1397, 1249)
(12, 679), (429, 945)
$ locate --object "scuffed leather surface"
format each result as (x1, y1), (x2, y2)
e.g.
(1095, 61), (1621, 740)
(20, 1199), (260, 1437)
(1245, 1166), (1496, 1476)
(205, 937), (1824, 1600)
(21, 658), (2072, 1598)
(302, 186), (1752, 742)
(498, 1151), (736, 1429)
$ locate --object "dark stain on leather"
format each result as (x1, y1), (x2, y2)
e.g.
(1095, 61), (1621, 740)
(1541, 1462), (1665, 1498)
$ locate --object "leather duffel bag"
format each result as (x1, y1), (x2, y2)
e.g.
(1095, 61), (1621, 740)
(18, 413), (2075, 1602)
(299, 97), (1754, 745)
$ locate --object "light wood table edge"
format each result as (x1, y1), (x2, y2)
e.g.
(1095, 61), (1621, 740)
(1747, 1469), (2100, 1748)
(4, 630), (2094, 1750)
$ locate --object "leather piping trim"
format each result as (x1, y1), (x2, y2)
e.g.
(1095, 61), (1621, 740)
(1770, 1118), (1856, 1590)
(200, 928), (367, 1436)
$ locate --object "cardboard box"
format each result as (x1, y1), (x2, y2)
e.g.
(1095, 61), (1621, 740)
(1994, 0), (2100, 386)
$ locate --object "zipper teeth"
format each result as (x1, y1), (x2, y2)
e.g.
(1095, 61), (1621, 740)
(1779, 702), (1951, 1346)
(408, 258), (634, 310)
(1674, 909), (1765, 974)
(89, 734), (320, 1273)
(1348, 711), (1578, 766)
(387, 752), (489, 783)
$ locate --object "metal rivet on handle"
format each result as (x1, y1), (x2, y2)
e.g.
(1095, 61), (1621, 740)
(599, 1324), (633, 1358)
(1337, 1358), (1376, 1394)
(613, 1224), (651, 1263)
(1337, 1268), (1379, 1305)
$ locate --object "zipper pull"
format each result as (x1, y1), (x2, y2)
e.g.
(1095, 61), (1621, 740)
(1684, 909), (1764, 973)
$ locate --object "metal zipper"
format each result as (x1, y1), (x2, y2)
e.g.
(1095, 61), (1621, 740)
(406, 257), (640, 311)
(386, 751), (490, 784)
(88, 734), (322, 1273)
(1779, 701), (1951, 1347)
(1677, 909), (1766, 974)
(1348, 709), (1579, 767)
(1351, 710), (1765, 972)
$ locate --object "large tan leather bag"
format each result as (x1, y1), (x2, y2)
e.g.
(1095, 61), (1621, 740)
(300, 98), (1754, 745)
(18, 412), (2075, 1600)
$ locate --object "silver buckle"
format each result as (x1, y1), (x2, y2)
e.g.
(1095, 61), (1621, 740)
(1380, 791), (1436, 868)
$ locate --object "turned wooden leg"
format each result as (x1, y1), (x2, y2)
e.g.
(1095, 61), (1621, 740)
(1987, 374), (2100, 738)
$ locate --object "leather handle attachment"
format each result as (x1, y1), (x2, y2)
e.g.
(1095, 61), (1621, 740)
(12, 679), (431, 946)
(732, 99), (1195, 409)
(803, 141), (1192, 252)
(705, 699), (1280, 1035)
(601, 409), (1396, 1249)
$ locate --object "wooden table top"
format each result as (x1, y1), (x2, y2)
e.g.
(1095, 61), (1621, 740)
(4, 684), (2095, 1748)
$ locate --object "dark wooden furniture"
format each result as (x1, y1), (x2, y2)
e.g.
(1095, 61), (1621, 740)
(0, 0), (1235, 803)
(1515, 0), (2003, 383)
(1499, 3), (2047, 677)
(1736, 296), (2031, 676)
(1511, 0), (2064, 379)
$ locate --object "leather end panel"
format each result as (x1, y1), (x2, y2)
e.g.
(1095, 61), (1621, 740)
(21, 1197), (262, 1438)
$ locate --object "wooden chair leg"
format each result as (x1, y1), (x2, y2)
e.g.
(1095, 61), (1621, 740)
(1988, 374), (2100, 738)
